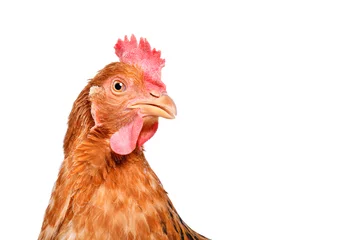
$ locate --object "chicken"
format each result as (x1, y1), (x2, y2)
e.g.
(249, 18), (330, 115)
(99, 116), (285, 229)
(38, 35), (208, 240)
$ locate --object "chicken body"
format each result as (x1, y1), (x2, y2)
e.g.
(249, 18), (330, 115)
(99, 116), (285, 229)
(39, 36), (208, 240)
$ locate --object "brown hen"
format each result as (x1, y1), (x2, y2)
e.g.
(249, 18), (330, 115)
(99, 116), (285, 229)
(38, 35), (208, 240)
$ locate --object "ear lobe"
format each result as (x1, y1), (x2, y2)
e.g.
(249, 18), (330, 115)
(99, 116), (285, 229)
(89, 86), (102, 99)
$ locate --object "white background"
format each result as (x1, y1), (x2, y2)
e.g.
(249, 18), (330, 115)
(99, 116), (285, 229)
(0, 1), (359, 239)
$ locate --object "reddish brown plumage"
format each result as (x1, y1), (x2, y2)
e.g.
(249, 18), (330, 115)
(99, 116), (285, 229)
(39, 38), (208, 240)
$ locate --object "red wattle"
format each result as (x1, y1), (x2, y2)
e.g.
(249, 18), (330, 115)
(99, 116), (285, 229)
(110, 115), (143, 155)
(137, 121), (158, 147)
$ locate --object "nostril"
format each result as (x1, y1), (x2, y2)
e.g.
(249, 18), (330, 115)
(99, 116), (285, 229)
(150, 91), (161, 98)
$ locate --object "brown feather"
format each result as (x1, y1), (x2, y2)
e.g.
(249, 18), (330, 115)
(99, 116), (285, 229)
(39, 62), (208, 240)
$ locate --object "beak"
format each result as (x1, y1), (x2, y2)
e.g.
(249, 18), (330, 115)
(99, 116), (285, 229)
(129, 94), (177, 119)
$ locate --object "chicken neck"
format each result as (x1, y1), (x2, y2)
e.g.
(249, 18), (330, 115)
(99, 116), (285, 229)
(56, 127), (205, 239)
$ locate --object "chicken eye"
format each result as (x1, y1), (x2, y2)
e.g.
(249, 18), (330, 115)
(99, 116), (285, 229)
(112, 80), (126, 93)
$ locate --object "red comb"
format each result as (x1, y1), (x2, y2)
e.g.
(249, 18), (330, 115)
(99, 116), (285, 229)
(114, 35), (165, 83)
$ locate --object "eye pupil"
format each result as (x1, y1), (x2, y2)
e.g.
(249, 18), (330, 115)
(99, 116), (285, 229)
(114, 82), (123, 91)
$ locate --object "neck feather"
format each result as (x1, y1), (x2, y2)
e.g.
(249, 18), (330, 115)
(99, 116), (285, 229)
(63, 84), (94, 159)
